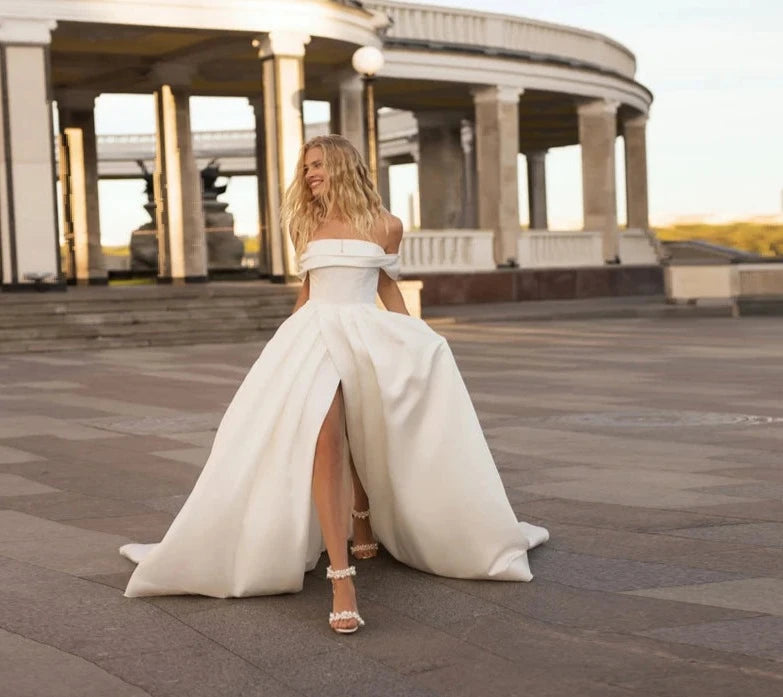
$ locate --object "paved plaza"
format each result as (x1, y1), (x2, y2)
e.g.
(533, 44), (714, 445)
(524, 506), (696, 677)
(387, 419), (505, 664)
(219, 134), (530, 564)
(1, 314), (783, 696)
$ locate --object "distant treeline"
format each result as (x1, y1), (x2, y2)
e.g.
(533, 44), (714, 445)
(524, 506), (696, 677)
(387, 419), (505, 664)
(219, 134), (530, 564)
(654, 223), (783, 257)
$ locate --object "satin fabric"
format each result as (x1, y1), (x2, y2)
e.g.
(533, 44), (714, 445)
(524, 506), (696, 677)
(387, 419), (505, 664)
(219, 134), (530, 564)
(120, 238), (548, 598)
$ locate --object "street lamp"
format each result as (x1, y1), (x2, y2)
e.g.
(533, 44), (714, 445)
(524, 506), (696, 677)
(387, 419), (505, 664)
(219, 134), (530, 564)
(351, 45), (384, 187)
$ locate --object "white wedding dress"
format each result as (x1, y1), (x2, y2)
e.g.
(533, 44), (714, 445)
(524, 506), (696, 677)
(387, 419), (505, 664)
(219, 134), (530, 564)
(120, 238), (548, 597)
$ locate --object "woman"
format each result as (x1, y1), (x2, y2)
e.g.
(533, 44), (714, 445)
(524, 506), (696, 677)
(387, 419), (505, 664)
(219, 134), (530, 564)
(120, 134), (548, 634)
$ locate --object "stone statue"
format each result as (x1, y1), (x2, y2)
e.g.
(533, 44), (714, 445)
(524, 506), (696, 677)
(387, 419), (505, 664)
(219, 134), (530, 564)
(201, 160), (245, 270)
(129, 161), (158, 271)
(130, 159), (244, 272)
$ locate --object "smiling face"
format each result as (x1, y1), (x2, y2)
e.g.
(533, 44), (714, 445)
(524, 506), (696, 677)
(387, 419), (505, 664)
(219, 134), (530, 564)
(303, 146), (328, 198)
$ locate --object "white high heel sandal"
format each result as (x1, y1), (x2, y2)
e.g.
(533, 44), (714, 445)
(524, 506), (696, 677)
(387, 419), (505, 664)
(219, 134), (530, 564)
(326, 565), (365, 634)
(350, 509), (379, 559)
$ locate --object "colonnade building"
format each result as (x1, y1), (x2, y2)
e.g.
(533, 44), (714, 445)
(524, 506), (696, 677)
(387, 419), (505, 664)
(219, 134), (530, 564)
(0, 0), (654, 291)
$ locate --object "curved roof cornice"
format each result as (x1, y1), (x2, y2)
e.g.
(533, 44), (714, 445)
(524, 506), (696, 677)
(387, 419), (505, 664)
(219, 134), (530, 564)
(369, 1), (637, 79)
(0, 0), (385, 47)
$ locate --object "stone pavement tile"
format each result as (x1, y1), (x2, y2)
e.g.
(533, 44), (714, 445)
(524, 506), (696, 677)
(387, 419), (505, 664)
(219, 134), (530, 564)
(626, 578), (783, 616)
(171, 361), (249, 376)
(0, 396), (114, 420)
(520, 478), (759, 509)
(547, 523), (783, 577)
(492, 450), (573, 473)
(97, 642), (302, 697)
(352, 557), (502, 629)
(42, 393), (181, 418)
(710, 450), (783, 467)
(0, 454), (198, 501)
(164, 594), (443, 696)
(140, 369), (241, 386)
(411, 650), (639, 697)
(80, 412), (223, 438)
(0, 491), (154, 522)
(433, 575), (759, 634)
(3, 354), (88, 366)
(655, 432), (783, 454)
(442, 611), (754, 692)
(0, 444), (42, 465)
(0, 558), (208, 662)
(688, 499), (783, 523)
(1, 379), (84, 391)
(484, 424), (750, 473)
(532, 548), (743, 592)
(0, 472), (59, 496)
(164, 430), (218, 448)
(472, 390), (633, 412)
(696, 482), (783, 499)
(264, 645), (438, 697)
(0, 415), (126, 441)
(505, 487), (551, 505)
(640, 616), (783, 662)
(165, 595), (336, 664)
(0, 628), (152, 697)
(12, 462), (196, 501)
(665, 522), (783, 548)
(615, 661), (783, 697)
(0, 511), (130, 576)
(151, 447), (209, 467)
(520, 498), (741, 532)
(66, 511), (173, 540)
(143, 494), (187, 515)
(85, 571), (133, 591)
(495, 467), (563, 487)
(536, 464), (756, 491)
(711, 466), (783, 483)
(1, 432), (206, 461)
(67, 378), (236, 413)
(341, 601), (489, 677)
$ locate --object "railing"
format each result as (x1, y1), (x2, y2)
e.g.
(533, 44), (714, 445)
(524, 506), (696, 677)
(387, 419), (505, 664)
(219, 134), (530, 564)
(400, 230), (495, 273)
(95, 114), (419, 174)
(619, 229), (659, 265)
(517, 230), (603, 268)
(666, 261), (783, 310)
(368, 1), (636, 78)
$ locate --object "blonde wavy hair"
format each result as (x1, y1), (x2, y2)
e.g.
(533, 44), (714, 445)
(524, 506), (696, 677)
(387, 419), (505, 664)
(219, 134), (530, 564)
(282, 134), (383, 257)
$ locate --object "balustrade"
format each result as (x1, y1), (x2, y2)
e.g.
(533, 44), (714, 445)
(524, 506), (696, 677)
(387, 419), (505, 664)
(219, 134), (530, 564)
(399, 230), (496, 273)
(367, 2), (636, 78)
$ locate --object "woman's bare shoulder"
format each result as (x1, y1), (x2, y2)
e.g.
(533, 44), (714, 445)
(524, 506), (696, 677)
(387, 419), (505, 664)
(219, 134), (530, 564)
(377, 209), (403, 253)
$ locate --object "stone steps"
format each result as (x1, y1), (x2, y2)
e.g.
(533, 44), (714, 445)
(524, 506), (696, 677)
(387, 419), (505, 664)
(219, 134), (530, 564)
(0, 282), (299, 354)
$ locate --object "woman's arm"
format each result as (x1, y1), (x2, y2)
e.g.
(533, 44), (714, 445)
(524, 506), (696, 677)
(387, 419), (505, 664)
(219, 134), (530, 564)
(291, 274), (310, 314)
(377, 271), (409, 315)
(376, 214), (409, 315)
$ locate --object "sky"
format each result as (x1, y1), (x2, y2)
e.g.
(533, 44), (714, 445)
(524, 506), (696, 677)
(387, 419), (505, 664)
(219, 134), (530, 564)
(89, 0), (783, 245)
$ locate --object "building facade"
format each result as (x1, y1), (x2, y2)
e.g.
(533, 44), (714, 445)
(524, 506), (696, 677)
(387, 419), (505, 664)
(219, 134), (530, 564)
(0, 0), (653, 290)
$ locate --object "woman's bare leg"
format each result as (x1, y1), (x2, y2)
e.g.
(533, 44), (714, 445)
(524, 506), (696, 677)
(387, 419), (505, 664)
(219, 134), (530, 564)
(349, 457), (376, 557)
(312, 385), (359, 631)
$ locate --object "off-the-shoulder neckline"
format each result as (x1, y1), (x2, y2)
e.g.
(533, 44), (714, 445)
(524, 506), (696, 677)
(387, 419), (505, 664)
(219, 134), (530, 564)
(306, 238), (388, 254)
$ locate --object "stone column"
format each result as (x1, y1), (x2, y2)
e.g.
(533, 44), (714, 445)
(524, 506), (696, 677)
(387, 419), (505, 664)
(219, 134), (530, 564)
(623, 113), (650, 230)
(416, 111), (466, 229)
(249, 97), (271, 276)
(526, 149), (548, 230)
(473, 86), (522, 265)
(334, 73), (365, 159)
(152, 63), (207, 283)
(378, 157), (391, 209)
(57, 90), (106, 285)
(578, 99), (619, 263)
(460, 119), (477, 228)
(0, 18), (61, 290)
(256, 31), (310, 281)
